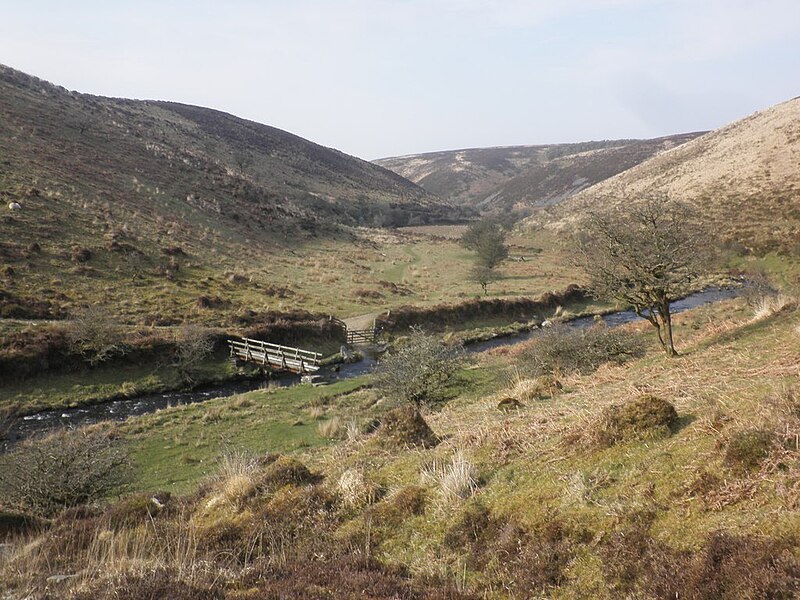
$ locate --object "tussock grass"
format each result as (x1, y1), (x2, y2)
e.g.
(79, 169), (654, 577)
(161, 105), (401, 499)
(752, 293), (797, 319)
(421, 450), (478, 505)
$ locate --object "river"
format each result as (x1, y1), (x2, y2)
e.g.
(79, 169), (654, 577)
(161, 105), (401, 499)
(5, 287), (740, 444)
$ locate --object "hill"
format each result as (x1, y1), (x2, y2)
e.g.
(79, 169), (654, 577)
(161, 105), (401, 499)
(0, 64), (461, 324)
(375, 133), (704, 215)
(0, 64), (449, 234)
(539, 97), (800, 255)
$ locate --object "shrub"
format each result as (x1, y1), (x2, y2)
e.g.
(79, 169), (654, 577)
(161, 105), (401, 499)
(0, 428), (130, 517)
(67, 305), (128, 365)
(725, 430), (774, 473)
(601, 518), (800, 600)
(371, 486), (427, 526)
(443, 502), (496, 549)
(378, 404), (438, 448)
(173, 324), (215, 384)
(592, 394), (679, 447)
(71, 246), (92, 262)
(257, 455), (318, 489)
(521, 324), (646, 377)
(373, 327), (466, 406)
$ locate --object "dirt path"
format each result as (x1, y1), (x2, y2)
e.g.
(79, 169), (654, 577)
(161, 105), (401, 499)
(344, 312), (381, 331)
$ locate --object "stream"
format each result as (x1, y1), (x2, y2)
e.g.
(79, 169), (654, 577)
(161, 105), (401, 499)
(5, 287), (740, 444)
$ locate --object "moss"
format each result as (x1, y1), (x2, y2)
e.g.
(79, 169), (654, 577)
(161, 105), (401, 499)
(724, 429), (774, 473)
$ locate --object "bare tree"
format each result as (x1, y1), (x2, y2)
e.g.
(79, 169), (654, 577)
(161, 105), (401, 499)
(374, 327), (466, 406)
(174, 324), (216, 384)
(571, 197), (712, 356)
(468, 264), (500, 295)
(68, 305), (127, 365)
(0, 428), (130, 517)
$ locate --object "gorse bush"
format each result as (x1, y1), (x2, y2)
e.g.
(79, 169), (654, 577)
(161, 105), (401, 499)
(592, 394), (679, 447)
(521, 324), (646, 377)
(0, 428), (130, 517)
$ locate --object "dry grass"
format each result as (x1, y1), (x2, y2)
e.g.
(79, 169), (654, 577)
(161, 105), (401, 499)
(752, 293), (797, 320)
(318, 416), (342, 439)
(420, 450), (478, 505)
(337, 468), (381, 507)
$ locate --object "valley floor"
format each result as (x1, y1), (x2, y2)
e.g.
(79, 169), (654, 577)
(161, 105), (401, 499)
(2, 285), (799, 598)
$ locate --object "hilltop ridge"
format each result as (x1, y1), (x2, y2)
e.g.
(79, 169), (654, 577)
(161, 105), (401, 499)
(375, 133), (704, 215)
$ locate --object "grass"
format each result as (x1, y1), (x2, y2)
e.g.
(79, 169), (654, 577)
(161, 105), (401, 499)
(0, 356), (237, 414)
(3, 292), (799, 597)
(121, 377), (369, 493)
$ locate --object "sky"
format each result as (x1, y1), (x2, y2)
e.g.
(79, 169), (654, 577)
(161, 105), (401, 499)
(1, 1), (799, 159)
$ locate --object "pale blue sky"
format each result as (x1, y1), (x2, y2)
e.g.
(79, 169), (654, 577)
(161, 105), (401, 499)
(2, 1), (799, 159)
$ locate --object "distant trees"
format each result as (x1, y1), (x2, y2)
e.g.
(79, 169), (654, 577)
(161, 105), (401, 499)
(460, 220), (509, 269)
(461, 220), (509, 294)
(571, 197), (712, 356)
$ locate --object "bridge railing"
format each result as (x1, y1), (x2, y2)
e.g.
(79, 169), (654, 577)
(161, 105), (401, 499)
(227, 337), (322, 373)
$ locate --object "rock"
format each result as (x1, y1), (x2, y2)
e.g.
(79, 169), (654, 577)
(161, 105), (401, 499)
(497, 397), (523, 412)
(542, 319), (553, 328)
(301, 374), (326, 386)
(46, 574), (79, 584)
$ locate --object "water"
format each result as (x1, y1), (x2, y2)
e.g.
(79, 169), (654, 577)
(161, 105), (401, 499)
(3, 287), (739, 444)
(468, 286), (741, 353)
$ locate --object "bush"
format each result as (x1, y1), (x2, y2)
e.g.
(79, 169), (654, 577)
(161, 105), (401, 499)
(592, 394), (679, 447)
(443, 502), (496, 550)
(373, 327), (466, 406)
(173, 324), (215, 383)
(0, 428), (130, 517)
(68, 305), (128, 365)
(725, 430), (774, 473)
(257, 455), (318, 489)
(378, 404), (439, 448)
(521, 324), (645, 377)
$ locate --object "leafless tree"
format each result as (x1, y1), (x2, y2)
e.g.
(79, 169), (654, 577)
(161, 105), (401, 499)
(174, 324), (216, 384)
(68, 305), (127, 365)
(571, 197), (713, 356)
(0, 428), (130, 517)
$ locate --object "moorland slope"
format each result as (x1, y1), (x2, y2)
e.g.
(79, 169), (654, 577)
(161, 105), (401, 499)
(375, 133), (703, 214)
(539, 97), (800, 254)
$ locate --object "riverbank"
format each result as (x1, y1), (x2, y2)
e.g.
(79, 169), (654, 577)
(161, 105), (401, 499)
(3, 286), (743, 444)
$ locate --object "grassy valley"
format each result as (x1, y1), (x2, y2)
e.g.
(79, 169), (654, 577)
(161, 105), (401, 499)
(1, 64), (799, 599)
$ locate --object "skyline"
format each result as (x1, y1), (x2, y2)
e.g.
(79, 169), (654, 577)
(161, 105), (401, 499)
(2, 0), (799, 159)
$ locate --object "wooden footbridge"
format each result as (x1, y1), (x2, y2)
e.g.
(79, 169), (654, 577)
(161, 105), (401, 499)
(228, 338), (322, 374)
(228, 316), (379, 375)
